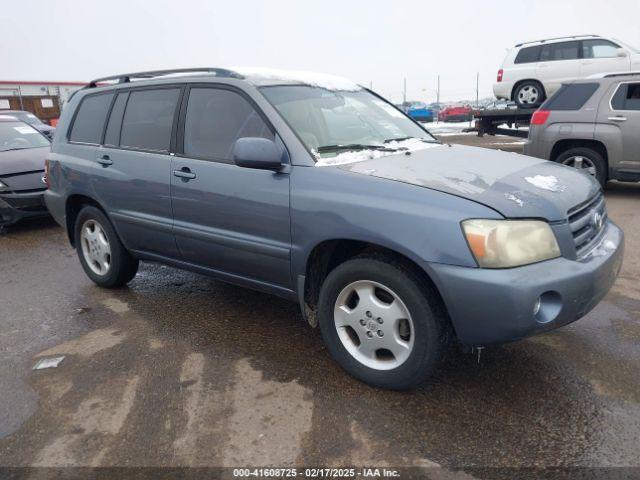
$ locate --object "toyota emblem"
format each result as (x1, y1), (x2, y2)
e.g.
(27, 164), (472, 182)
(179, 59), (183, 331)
(592, 211), (604, 231)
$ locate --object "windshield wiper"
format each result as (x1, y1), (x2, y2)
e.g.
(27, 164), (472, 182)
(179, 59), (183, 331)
(1, 147), (31, 152)
(383, 136), (438, 144)
(317, 144), (398, 153)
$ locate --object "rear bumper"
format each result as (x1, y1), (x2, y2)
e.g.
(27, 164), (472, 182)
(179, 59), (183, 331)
(429, 220), (624, 346)
(0, 190), (49, 225)
(493, 82), (512, 100)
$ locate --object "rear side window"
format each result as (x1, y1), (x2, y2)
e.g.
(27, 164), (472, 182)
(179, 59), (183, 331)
(540, 41), (580, 62)
(611, 83), (640, 111)
(542, 83), (599, 111)
(183, 88), (273, 161)
(120, 88), (180, 152)
(514, 45), (541, 64)
(69, 93), (114, 144)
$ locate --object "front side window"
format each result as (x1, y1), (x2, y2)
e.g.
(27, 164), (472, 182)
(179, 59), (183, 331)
(540, 41), (580, 62)
(183, 88), (273, 161)
(582, 39), (620, 59)
(120, 88), (180, 152)
(611, 83), (640, 111)
(69, 93), (114, 144)
(260, 86), (437, 163)
(0, 121), (50, 152)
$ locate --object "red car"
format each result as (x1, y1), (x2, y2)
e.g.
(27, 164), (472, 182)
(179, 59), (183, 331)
(438, 105), (473, 122)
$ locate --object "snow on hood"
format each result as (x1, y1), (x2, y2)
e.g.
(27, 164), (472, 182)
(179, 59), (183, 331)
(233, 67), (362, 92)
(314, 138), (439, 167)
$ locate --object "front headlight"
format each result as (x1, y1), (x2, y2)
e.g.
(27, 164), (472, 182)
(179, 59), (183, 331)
(462, 219), (560, 268)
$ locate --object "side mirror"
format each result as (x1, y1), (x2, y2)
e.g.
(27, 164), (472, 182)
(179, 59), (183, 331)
(233, 137), (283, 170)
(617, 48), (629, 58)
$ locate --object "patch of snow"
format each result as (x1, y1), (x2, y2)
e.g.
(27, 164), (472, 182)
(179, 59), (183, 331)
(315, 138), (438, 167)
(524, 175), (566, 192)
(424, 121), (474, 136)
(233, 67), (361, 91)
(588, 239), (616, 258)
(504, 193), (525, 207)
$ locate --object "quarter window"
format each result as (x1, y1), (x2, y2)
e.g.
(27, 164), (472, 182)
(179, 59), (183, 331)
(540, 41), (580, 62)
(120, 88), (180, 152)
(183, 88), (273, 161)
(514, 45), (542, 64)
(69, 93), (114, 144)
(542, 83), (599, 110)
(611, 83), (640, 111)
(582, 39), (620, 59)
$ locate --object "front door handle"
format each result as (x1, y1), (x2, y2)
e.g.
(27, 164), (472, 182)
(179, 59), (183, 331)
(97, 154), (113, 166)
(173, 168), (196, 180)
(608, 116), (627, 122)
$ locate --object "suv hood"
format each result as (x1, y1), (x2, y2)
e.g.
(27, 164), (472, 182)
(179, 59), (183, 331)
(337, 144), (600, 221)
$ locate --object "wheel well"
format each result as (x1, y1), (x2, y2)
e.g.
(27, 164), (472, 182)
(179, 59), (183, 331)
(65, 194), (104, 246)
(511, 79), (546, 101)
(302, 240), (449, 331)
(550, 139), (609, 177)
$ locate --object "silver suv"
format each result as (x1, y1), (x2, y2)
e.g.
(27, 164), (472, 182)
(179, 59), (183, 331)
(525, 72), (640, 186)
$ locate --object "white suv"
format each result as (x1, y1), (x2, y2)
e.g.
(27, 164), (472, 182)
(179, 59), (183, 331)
(494, 35), (640, 108)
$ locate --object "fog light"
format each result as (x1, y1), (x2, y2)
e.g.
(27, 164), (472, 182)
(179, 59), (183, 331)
(534, 291), (563, 324)
(533, 297), (542, 316)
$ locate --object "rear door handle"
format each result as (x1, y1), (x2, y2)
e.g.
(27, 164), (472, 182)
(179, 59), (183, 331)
(97, 154), (113, 166)
(173, 168), (196, 180)
(608, 116), (627, 122)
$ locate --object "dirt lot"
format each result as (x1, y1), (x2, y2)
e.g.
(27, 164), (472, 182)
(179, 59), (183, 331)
(0, 135), (638, 476)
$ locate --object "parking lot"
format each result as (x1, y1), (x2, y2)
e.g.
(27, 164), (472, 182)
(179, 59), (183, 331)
(0, 134), (638, 474)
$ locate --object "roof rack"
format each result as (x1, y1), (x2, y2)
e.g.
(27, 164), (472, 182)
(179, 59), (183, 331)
(515, 34), (600, 48)
(86, 67), (243, 88)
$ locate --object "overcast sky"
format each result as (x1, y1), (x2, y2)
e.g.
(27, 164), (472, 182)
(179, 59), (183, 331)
(3, 0), (639, 103)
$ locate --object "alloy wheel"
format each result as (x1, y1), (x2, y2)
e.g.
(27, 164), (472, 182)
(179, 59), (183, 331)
(518, 85), (540, 105)
(80, 219), (112, 276)
(561, 156), (597, 177)
(333, 280), (414, 370)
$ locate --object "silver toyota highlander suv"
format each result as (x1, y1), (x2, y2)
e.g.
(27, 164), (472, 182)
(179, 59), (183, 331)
(525, 72), (640, 186)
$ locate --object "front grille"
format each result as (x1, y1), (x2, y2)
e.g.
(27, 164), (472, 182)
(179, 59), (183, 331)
(568, 192), (607, 256)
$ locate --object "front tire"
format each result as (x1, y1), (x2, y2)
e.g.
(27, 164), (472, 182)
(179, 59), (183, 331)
(317, 256), (448, 390)
(513, 81), (545, 108)
(556, 147), (607, 187)
(74, 206), (139, 288)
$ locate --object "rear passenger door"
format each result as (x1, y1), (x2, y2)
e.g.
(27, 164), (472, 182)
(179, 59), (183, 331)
(596, 81), (640, 175)
(537, 41), (581, 95)
(170, 85), (292, 291)
(93, 86), (182, 257)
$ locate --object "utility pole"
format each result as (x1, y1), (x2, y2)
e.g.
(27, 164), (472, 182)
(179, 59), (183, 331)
(436, 75), (440, 107)
(476, 72), (480, 109)
(369, 80), (373, 90)
(403, 77), (407, 105)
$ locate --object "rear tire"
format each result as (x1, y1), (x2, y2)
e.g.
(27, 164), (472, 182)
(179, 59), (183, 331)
(74, 206), (139, 288)
(317, 255), (448, 390)
(556, 147), (607, 187)
(513, 80), (545, 108)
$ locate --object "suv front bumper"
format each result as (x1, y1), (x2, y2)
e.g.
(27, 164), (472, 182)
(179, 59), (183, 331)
(429, 220), (624, 345)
